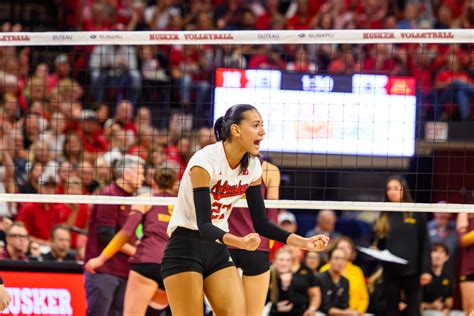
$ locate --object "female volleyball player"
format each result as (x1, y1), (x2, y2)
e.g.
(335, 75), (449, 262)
(227, 158), (280, 316)
(161, 104), (329, 316)
(85, 167), (177, 315)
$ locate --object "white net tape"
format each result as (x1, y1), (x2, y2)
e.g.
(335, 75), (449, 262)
(0, 193), (470, 213)
(0, 29), (471, 46)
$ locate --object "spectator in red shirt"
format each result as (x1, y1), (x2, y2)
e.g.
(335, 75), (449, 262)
(430, 55), (474, 121)
(0, 222), (29, 261)
(16, 172), (65, 246)
(60, 177), (90, 252)
(56, 160), (75, 194)
(255, 0), (284, 30)
(286, 0), (315, 30)
(356, 0), (387, 29)
(105, 100), (137, 147)
(460, 0), (474, 28)
(79, 110), (109, 162)
(248, 45), (287, 70)
(128, 126), (154, 160)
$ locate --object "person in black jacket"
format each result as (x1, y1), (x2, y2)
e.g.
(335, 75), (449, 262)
(375, 175), (432, 316)
(315, 248), (361, 315)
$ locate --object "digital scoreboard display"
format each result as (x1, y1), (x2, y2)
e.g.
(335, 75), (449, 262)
(213, 68), (416, 157)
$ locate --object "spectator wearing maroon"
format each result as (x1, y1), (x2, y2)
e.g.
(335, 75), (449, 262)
(84, 155), (144, 316)
(0, 222), (29, 261)
(17, 171), (65, 246)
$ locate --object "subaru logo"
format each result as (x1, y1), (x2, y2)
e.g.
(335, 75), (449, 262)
(90, 34), (97, 39)
(298, 33), (306, 38)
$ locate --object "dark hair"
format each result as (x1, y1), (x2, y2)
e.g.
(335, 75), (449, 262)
(214, 104), (258, 173)
(328, 235), (356, 261)
(50, 224), (70, 240)
(384, 175), (414, 203)
(432, 242), (450, 256)
(375, 175), (414, 239)
(154, 167), (177, 191)
(328, 247), (347, 261)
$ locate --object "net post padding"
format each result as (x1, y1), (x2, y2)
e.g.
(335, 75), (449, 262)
(0, 29), (471, 46)
(1, 193), (471, 213)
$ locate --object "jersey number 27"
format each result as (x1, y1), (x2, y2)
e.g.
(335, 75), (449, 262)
(211, 201), (232, 220)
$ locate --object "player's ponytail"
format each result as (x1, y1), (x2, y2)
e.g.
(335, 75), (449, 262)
(214, 116), (225, 141)
(214, 104), (259, 174)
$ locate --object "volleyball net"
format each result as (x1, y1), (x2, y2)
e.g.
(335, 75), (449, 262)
(0, 29), (472, 215)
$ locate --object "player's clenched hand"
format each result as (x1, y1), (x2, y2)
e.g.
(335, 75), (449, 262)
(84, 256), (106, 274)
(305, 234), (330, 252)
(0, 285), (11, 311)
(239, 233), (261, 251)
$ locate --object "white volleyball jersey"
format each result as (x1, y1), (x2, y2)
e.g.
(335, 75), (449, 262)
(167, 141), (262, 236)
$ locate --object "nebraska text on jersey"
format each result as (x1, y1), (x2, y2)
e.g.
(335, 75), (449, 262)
(211, 180), (249, 200)
(167, 141), (262, 236)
